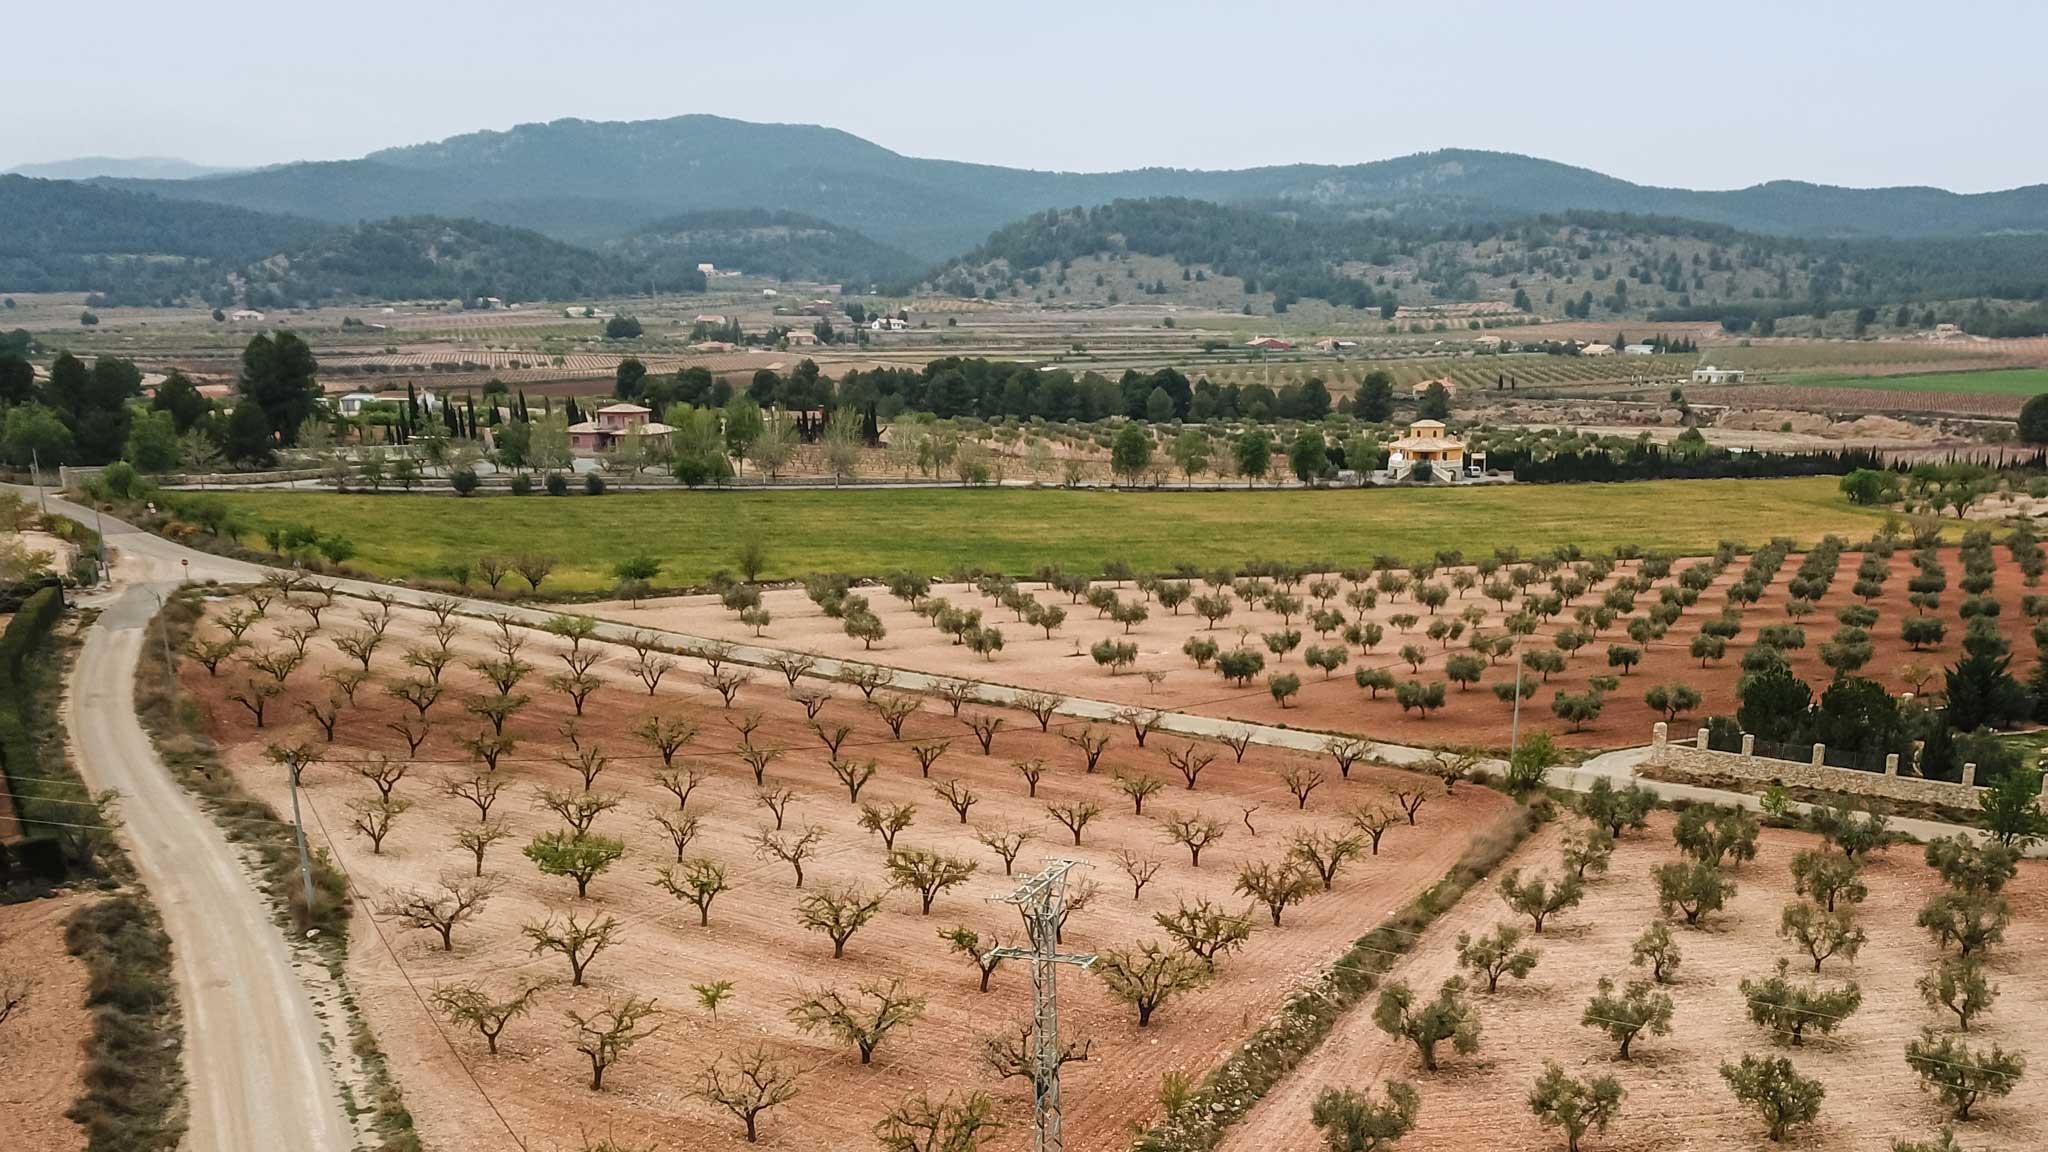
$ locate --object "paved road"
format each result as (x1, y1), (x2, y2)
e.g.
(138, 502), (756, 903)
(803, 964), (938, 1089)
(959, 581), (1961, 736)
(43, 486), (354, 1152)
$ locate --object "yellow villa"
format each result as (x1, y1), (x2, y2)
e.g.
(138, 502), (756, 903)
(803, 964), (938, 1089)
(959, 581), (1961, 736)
(1384, 419), (1479, 482)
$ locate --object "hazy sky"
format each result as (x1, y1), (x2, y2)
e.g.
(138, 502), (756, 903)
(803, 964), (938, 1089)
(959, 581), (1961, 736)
(6, 0), (2042, 192)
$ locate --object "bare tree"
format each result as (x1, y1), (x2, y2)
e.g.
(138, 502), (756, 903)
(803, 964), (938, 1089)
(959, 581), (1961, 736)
(1159, 812), (1226, 866)
(1219, 729), (1254, 762)
(650, 809), (703, 863)
(1347, 804), (1398, 854)
(430, 980), (545, 1055)
(973, 825), (1034, 876)
(1095, 941), (1209, 1026)
(751, 825), (827, 887)
(322, 667), (369, 705)
(631, 713), (698, 765)
(941, 925), (1008, 993)
(787, 980), (927, 1064)
(1015, 691), (1066, 731)
(225, 678), (282, 727)
(454, 815), (512, 869)
(349, 795), (411, 854)
(388, 677), (443, 718)
(735, 739), (784, 786)
(875, 1091), (1003, 1152)
(755, 787), (797, 830)
(537, 787), (620, 835)
(873, 694), (919, 737)
(796, 885), (888, 958)
(811, 721), (853, 757)
(1114, 770), (1166, 815)
(1045, 799), (1102, 845)
(1288, 830), (1364, 890)
(1117, 708), (1163, 747)
(965, 712), (1005, 755)
(886, 847), (978, 914)
(842, 665), (894, 701)
(1113, 849), (1163, 899)
(830, 758), (879, 803)
(1060, 726), (1112, 773)
(1236, 859), (1317, 926)
(1, 968), (36, 1028)
(934, 778), (980, 823)
(935, 679), (977, 716)
(766, 651), (816, 688)
(981, 1018), (1091, 1080)
(1165, 743), (1217, 790)
(1392, 787), (1429, 825)
(706, 668), (754, 708)
(859, 802), (917, 850)
(445, 770), (506, 822)
(696, 1046), (801, 1143)
(523, 910), (622, 986)
(1325, 737), (1371, 779)
(385, 714), (431, 756)
(568, 995), (660, 1090)
(1012, 758), (1049, 797)
(911, 741), (951, 777)
(353, 755), (408, 801)
(1279, 764), (1325, 809)
(1155, 897), (1254, 966)
(655, 763), (710, 810)
(380, 873), (501, 951)
(653, 858), (730, 926)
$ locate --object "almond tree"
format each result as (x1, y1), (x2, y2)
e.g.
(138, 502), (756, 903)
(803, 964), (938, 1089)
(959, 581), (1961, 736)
(1655, 861), (1734, 927)
(1114, 770), (1165, 815)
(444, 770), (505, 821)
(830, 758), (879, 803)
(812, 721), (853, 756)
(655, 763), (710, 810)
(1741, 958), (1862, 1045)
(873, 695), (919, 737)
(1917, 891), (2010, 957)
(886, 847), (977, 914)
(875, 1091), (1002, 1152)
(1918, 957), (1997, 1031)
(965, 712), (1005, 755)
(1720, 1053), (1823, 1141)
(982, 1018), (1092, 1080)
(1391, 786), (1429, 825)
(755, 787), (797, 830)
(1011, 758), (1049, 797)
(1095, 940), (1209, 1026)
(941, 926), (1007, 992)
(430, 980), (545, 1055)
(1456, 923), (1539, 992)
(1154, 897), (1253, 967)
(1236, 859), (1317, 926)
(654, 858), (730, 926)
(911, 741), (950, 777)
(349, 795), (411, 854)
(796, 885), (887, 958)
(1164, 743), (1216, 790)
(972, 826), (1033, 875)
(453, 819), (512, 876)
(538, 788), (620, 835)
(1112, 849), (1162, 899)
(1904, 1029), (2026, 1120)
(1045, 799), (1101, 845)
(1159, 812), (1225, 866)
(1325, 737), (1370, 778)
(379, 872), (501, 951)
(696, 1046), (800, 1143)
(859, 802), (917, 850)
(1278, 764), (1325, 809)
(568, 995), (660, 1090)
(752, 825), (827, 888)
(1562, 827), (1615, 881)
(1347, 804), (1398, 854)
(1016, 691), (1065, 731)
(1060, 726), (1112, 772)
(523, 910), (622, 986)
(934, 778), (980, 824)
(787, 980), (926, 1064)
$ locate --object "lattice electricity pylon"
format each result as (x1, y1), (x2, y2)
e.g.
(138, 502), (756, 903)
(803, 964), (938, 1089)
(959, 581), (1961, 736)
(986, 858), (1095, 1152)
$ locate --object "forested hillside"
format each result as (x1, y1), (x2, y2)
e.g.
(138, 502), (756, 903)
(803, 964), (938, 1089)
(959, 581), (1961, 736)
(96, 116), (2048, 260)
(931, 198), (2048, 323)
(611, 209), (919, 288)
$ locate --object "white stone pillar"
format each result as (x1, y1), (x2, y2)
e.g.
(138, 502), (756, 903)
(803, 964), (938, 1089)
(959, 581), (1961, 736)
(1696, 727), (1710, 750)
(1811, 743), (1826, 769)
(1962, 762), (1977, 787)
(1740, 733), (1754, 758)
(1884, 753), (1899, 777)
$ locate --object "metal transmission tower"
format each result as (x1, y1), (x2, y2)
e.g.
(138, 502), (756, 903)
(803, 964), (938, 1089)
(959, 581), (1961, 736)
(986, 859), (1095, 1152)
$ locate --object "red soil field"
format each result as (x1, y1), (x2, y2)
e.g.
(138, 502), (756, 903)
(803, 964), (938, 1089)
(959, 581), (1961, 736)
(0, 892), (96, 1152)
(584, 543), (2038, 755)
(186, 597), (1513, 1150)
(1219, 813), (2048, 1152)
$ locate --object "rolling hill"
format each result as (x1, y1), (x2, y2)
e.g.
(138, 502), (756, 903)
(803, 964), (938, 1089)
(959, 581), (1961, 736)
(609, 209), (920, 289)
(99, 115), (2048, 262)
(6, 156), (243, 181)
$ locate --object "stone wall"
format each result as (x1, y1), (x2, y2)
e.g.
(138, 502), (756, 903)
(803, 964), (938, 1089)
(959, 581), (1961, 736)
(1645, 722), (1995, 811)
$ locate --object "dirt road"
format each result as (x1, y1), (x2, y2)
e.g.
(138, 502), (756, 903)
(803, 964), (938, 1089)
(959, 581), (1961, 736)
(45, 489), (354, 1152)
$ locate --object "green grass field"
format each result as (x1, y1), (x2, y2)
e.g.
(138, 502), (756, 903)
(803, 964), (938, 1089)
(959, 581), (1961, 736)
(1774, 367), (2048, 396)
(185, 477), (1890, 593)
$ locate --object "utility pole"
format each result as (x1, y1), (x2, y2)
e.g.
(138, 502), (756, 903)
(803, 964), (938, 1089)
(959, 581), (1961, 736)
(283, 751), (318, 930)
(987, 860), (1095, 1152)
(30, 448), (47, 513)
(1509, 645), (1525, 763)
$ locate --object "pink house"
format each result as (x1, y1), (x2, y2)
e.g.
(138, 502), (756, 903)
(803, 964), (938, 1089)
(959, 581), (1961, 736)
(569, 403), (672, 455)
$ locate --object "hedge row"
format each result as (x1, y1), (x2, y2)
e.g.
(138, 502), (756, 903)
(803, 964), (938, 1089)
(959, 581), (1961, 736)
(0, 585), (69, 879)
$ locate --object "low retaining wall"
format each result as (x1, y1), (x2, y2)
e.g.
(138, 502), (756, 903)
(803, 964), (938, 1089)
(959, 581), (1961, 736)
(1645, 722), (2005, 811)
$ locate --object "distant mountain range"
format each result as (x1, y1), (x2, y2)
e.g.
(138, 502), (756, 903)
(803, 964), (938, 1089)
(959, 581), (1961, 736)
(8, 115), (2048, 320)
(90, 115), (2048, 261)
(7, 155), (243, 181)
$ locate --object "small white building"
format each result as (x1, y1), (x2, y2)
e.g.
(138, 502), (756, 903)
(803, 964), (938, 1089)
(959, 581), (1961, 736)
(335, 391), (380, 417)
(870, 317), (908, 331)
(229, 309), (266, 323)
(697, 263), (716, 275)
(1581, 343), (1615, 356)
(1623, 343), (1658, 356)
(1691, 365), (1745, 384)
